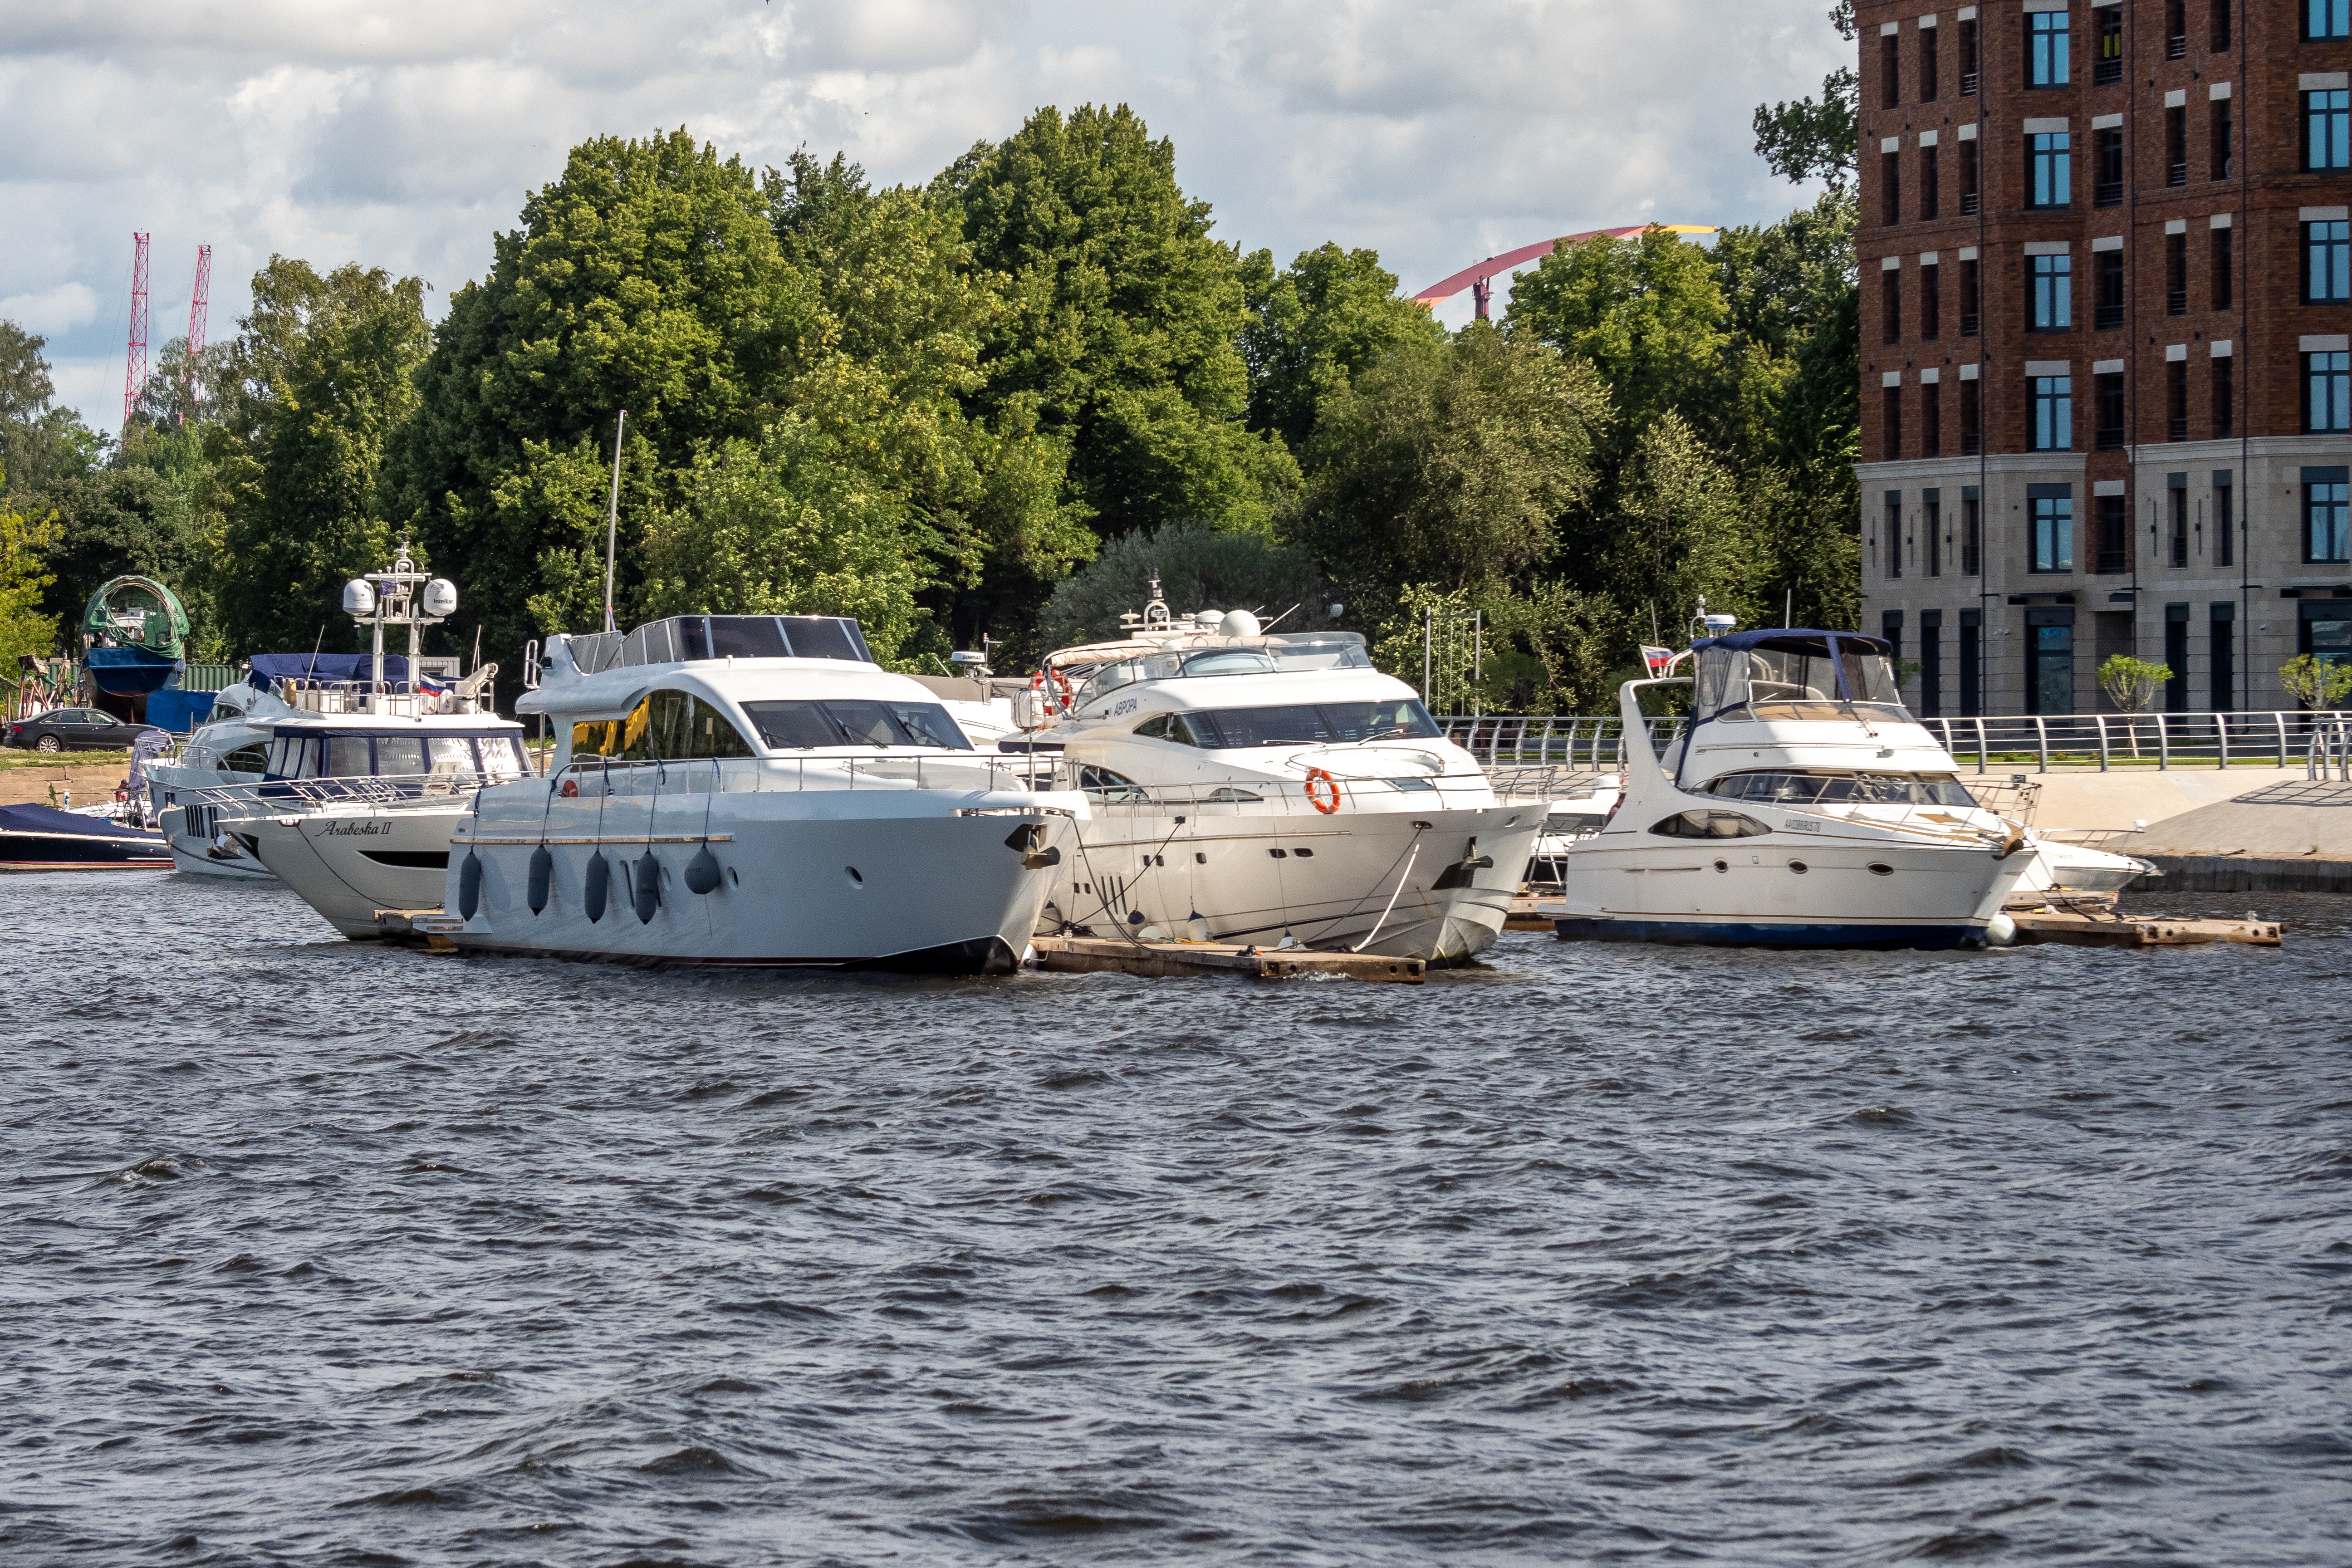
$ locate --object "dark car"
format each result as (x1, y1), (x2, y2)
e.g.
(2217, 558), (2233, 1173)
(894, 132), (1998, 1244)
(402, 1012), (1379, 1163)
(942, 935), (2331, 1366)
(4, 708), (166, 753)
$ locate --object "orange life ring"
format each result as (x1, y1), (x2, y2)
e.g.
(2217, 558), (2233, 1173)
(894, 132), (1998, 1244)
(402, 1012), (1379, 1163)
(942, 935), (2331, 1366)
(1304, 768), (1341, 815)
(558, 777), (578, 798)
(1030, 666), (1078, 715)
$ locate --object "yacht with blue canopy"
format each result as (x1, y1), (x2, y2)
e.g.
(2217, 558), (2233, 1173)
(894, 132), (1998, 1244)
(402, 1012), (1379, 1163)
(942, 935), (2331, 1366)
(1548, 617), (2037, 949)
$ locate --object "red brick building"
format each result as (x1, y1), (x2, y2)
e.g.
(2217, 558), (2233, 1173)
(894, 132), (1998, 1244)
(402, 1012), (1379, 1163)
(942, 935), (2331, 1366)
(1856, 0), (2352, 715)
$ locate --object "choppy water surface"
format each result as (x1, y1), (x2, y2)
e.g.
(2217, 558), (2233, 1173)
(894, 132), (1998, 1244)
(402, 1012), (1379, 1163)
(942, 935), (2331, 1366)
(2, 874), (2347, 1566)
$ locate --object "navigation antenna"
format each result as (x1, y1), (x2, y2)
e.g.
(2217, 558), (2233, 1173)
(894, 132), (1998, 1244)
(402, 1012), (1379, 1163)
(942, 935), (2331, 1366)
(1142, 568), (1170, 631)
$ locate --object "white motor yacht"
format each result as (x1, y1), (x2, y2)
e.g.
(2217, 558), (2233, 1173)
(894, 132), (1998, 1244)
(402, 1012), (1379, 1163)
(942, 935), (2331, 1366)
(145, 678), (288, 878)
(1521, 777), (1622, 895)
(443, 613), (1085, 973)
(1013, 585), (1541, 963)
(199, 550), (524, 935)
(1549, 624), (2036, 949)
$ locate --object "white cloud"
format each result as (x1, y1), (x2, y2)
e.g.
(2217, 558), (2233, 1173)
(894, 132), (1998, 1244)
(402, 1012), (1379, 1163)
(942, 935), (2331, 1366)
(0, 0), (1844, 429)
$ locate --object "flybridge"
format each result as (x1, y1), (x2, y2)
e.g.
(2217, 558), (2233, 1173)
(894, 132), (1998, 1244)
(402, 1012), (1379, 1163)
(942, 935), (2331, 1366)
(562, 615), (875, 676)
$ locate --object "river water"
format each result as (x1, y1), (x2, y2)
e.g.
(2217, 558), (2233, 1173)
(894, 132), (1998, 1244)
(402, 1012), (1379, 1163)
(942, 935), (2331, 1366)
(2, 873), (2346, 1566)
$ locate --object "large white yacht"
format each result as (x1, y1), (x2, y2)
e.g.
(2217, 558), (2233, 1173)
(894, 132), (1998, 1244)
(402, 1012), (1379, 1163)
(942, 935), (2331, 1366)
(1013, 584), (1541, 963)
(146, 675), (295, 878)
(441, 613), (1085, 973)
(197, 551), (524, 934)
(1549, 625), (2036, 949)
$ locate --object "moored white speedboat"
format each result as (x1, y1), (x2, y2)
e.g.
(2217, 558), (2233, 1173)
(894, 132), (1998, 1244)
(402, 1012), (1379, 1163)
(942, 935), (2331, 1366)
(145, 679), (287, 879)
(443, 612), (1085, 972)
(1551, 625), (2034, 949)
(1014, 581), (1540, 964)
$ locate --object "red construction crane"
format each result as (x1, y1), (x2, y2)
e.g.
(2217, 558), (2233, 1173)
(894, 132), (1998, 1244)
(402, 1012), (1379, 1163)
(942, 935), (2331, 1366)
(121, 231), (150, 428)
(1413, 224), (1718, 319)
(182, 245), (211, 425)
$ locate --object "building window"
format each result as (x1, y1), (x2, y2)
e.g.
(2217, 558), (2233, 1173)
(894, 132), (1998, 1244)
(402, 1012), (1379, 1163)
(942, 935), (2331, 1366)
(2309, 90), (2352, 171)
(2309, 351), (2352, 432)
(1882, 31), (1901, 108)
(2210, 97), (2234, 181)
(2166, 106), (2188, 186)
(2170, 480), (2191, 566)
(2303, 600), (2352, 689)
(2168, 359), (2189, 441)
(2093, 127), (2124, 206)
(2029, 133), (2072, 208)
(1925, 495), (1943, 576)
(1960, 608), (1982, 714)
(1962, 491), (1982, 576)
(2027, 611), (2076, 715)
(2166, 231), (2188, 315)
(2165, 0), (2186, 59)
(1960, 257), (1980, 336)
(2030, 254), (2073, 331)
(2310, 476), (2352, 563)
(2310, 0), (2350, 40)
(1960, 137), (1980, 214)
(2031, 375), (2073, 450)
(1884, 386), (1903, 460)
(1885, 491), (1905, 578)
(1922, 25), (1940, 103)
(2094, 249), (2125, 330)
(2213, 225), (2234, 310)
(1882, 269), (1901, 344)
(2165, 606), (2190, 712)
(2095, 371), (2126, 450)
(1919, 612), (1942, 715)
(1882, 149), (1902, 224)
(1961, 377), (1982, 454)
(1922, 262), (1941, 339)
(2032, 493), (2075, 573)
(2210, 604), (2235, 711)
(2102, 495), (2132, 576)
(2094, 5), (2123, 84)
(2215, 472), (2235, 567)
(2214, 357), (2236, 437)
(1921, 143), (1940, 219)
(1924, 382), (1943, 455)
(1960, 17), (1980, 93)
(2029, 11), (2070, 87)
(2309, 220), (2351, 302)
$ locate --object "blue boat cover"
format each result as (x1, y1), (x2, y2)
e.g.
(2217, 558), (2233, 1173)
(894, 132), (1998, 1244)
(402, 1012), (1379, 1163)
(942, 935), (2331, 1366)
(249, 653), (412, 689)
(86, 646), (181, 695)
(143, 688), (217, 733)
(0, 804), (163, 840)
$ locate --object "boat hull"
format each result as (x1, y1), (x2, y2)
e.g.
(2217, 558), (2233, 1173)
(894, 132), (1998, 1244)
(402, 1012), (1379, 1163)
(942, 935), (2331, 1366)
(157, 804), (277, 880)
(237, 807), (462, 936)
(0, 829), (171, 871)
(445, 791), (1077, 972)
(1555, 916), (1987, 951)
(1041, 803), (1543, 965)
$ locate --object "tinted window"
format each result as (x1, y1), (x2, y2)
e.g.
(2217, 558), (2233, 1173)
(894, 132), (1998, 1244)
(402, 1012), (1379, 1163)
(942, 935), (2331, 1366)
(376, 735), (427, 776)
(740, 699), (972, 751)
(223, 743), (269, 774)
(710, 616), (789, 658)
(576, 691), (758, 760)
(1181, 700), (1440, 748)
(324, 735), (372, 777)
(1201, 704), (1332, 747)
(1650, 810), (1771, 839)
(426, 737), (474, 774)
(738, 701), (836, 750)
(779, 617), (870, 662)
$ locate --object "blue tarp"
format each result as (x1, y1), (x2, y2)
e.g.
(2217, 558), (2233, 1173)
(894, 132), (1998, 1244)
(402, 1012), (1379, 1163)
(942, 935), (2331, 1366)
(86, 646), (181, 696)
(0, 803), (161, 840)
(143, 688), (216, 733)
(248, 653), (412, 690)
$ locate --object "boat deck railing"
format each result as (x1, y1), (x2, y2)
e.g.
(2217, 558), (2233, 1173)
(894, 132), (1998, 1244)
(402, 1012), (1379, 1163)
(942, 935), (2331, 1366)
(547, 754), (1066, 798)
(190, 770), (507, 820)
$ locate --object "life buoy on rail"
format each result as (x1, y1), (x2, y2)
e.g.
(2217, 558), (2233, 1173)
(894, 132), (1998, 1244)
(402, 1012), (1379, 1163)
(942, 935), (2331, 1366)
(1030, 666), (1077, 715)
(558, 777), (578, 798)
(1304, 767), (1342, 815)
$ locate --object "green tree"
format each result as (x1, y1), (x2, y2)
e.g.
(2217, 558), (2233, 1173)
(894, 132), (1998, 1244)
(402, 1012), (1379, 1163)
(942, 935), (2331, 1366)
(1237, 241), (1443, 456)
(2278, 653), (2352, 710)
(0, 321), (103, 500)
(1751, 2), (1858, 187)
(946, 104), (1299, 555)
(1504, 225), (1732, 447)
(634, 423), (928, 664)
(206, 257), (431, 654)
(0, 462), (63, 667)
(1604, 411), (1767, 637)
(1041, 519), (1327, 649)
(386, 129), (817, 662)
(1292, 325), (1605, 618)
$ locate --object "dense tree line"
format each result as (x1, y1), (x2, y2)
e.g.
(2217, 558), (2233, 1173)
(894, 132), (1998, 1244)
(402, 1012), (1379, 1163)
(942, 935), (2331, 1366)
(2, 99), (1858, 713)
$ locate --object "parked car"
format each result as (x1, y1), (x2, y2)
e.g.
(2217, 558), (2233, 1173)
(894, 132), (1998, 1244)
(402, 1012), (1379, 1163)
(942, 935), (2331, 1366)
(4, 709), (167, 753)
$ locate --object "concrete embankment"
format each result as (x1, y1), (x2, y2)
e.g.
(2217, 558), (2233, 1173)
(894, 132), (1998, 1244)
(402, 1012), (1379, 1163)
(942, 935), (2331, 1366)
(2010, 766), (2352, 892)
(0, 762), (134, 808)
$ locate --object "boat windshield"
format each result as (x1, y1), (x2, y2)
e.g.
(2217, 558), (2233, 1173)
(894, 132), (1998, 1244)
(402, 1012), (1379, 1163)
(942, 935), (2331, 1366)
(1706, 643), (1911, 724)
(265, 731), (523, 779)
(741, 698), (974, 751)
(1068, 636), (1371, 707)
(1701, 769), (1981, 808)
(1132, 699), (1439, 749)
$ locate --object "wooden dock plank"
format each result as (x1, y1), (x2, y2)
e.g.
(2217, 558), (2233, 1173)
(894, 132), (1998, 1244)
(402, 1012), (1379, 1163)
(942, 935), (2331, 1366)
(2007, 911), (2283, 949)
(1031, 936), (1425, 984)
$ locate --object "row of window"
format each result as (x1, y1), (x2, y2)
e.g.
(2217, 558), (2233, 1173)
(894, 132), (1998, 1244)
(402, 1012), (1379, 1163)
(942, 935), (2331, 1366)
(1874, 472), (2347, 587)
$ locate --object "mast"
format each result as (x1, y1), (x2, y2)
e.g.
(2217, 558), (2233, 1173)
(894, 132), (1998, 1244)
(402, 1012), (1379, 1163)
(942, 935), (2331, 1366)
(603, 409), (626, 634)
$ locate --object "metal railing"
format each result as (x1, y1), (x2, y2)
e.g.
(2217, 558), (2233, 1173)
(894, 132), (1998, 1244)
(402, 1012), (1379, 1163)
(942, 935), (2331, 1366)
(2312, 719), (2352, 782)
(551, 754), (1069, 799)
(192, 769), (510, 820)
(1437, 710), (2352, 775)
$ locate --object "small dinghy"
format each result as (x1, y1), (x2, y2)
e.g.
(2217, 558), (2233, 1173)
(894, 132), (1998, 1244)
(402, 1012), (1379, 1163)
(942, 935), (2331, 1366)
(0, 803), (171, 870)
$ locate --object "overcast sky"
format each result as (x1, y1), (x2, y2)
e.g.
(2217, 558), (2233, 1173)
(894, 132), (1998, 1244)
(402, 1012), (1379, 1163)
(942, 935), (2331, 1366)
(0, 0), (1842, 435)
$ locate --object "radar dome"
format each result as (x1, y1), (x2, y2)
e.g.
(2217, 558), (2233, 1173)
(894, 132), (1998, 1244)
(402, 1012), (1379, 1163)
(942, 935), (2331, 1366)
(1217, 610), (1261, 638)
(342, 578), (377, 615)
(422, 578), (459, 617)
